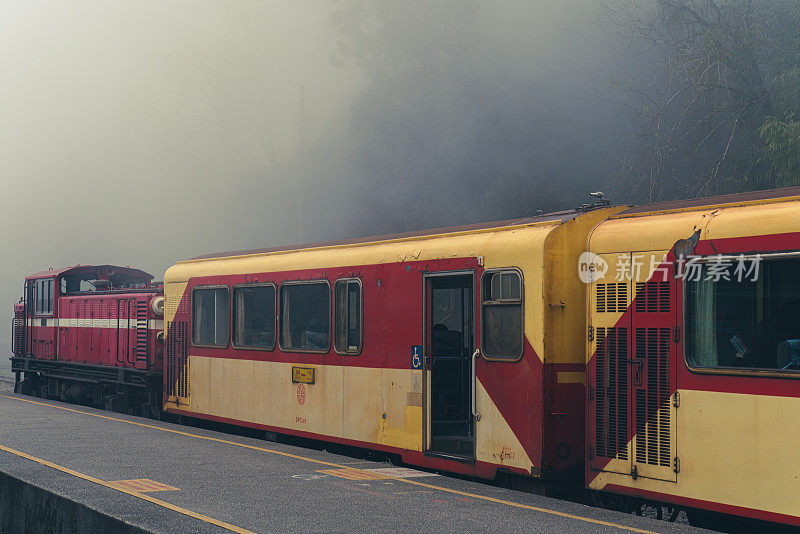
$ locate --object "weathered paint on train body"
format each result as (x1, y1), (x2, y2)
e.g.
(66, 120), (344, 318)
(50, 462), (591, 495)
(163, 207), (622, 479)
(586, 187), (800, 525)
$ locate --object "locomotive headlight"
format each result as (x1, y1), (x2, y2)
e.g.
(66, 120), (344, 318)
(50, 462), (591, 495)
(156, 331), (165, 344)
(150, 296), (165, 316)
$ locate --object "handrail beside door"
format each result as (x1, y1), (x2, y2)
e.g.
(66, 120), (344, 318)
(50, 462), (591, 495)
(471, 348), (481, 422)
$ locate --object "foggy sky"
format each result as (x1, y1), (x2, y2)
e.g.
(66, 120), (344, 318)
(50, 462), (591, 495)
(1, 1), (612, 341)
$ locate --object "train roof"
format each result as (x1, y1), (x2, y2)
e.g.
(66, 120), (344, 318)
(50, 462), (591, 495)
(614, 185), (800, 217)
(26, 265), (153, 281)
(186, 209), (590, 261)
(182, 186), (800, 263)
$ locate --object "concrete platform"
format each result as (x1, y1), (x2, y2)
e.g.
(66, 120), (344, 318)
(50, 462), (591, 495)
(0, 392), (705, 533)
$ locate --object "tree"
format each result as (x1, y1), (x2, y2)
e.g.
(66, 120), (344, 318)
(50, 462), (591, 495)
(332, 1), (613, 235)
(604, 0), (800, 202)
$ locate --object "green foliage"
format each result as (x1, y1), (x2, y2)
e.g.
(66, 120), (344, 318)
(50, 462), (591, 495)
(760, 115), (800, 187)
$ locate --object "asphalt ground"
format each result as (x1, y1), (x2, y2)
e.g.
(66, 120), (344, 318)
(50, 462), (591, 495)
(0, 392), (710, 533)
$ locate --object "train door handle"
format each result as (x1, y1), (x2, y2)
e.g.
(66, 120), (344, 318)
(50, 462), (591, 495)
(628, 359), (643, 387)
(472, 348), (481, 422)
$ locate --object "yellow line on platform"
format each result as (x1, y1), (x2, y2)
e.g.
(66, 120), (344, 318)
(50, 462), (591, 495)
(1, 394), (656, 534)
(0, 443), (255, 534)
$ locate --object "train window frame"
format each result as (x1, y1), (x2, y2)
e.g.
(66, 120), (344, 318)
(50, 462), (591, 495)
(190, 285), (231, 349)
(34, 278), (54, 316)
(231, 283), (277, 351)
(683, 252), (800, 379)
(480, 268), (524, 362)
(333, 277), (363, 355)
(278, 279), (331, 354)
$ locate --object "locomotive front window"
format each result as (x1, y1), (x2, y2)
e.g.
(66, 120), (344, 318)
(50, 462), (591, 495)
(481, 270), (523, 360)
(334, 279), (362, 354)
(279, 281), (330, 352)
(192, 287), (230, 347)
(686, 257), (800, 372)
(233, 285), (276, 350)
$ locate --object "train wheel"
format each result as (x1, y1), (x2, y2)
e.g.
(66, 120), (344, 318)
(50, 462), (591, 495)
(632, 501), (663, 520)
(146, 390), (162, 420)
(590, 490), (627, 512)
(664, 506), (681, 522)
(686, 508), (732, 530)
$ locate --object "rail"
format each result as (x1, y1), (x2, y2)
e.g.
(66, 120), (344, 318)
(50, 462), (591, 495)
(126, 299), (136, 366)
(10, 318), (17, 354)
(116, 299), (125, 365)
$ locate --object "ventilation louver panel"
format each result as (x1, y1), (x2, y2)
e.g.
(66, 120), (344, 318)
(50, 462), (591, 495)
(596, 283), (628, 313)
(12, 318), (23, 356)
(635, 282), (671, 313)
(135, 300), (148, 362)
(594, 326), (629, 460)
(634, 327), (671, 466)
(165, 320), (189, 400)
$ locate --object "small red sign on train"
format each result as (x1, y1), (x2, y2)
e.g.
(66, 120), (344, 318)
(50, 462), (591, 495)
(297, 383), (306, 405)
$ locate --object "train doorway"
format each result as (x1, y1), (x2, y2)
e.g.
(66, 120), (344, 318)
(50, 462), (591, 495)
(424, 272), (475, 459)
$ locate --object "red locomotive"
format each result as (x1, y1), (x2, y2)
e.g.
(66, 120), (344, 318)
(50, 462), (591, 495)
(11, 265), (164, 417)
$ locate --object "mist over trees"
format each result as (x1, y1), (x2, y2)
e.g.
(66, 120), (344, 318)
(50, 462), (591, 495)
(331, 0), (800, 236)
(332, 0), (621, 234)
(605, 0), (800, 202)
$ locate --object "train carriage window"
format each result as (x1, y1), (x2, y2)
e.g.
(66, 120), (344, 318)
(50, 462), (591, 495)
(481, 270), (523, 360)
(279, 281), (330, 352)
(233, 285), (276, 350)
(686, 256), (800, 373)
(334, 279), (362, 354)
(192, 287), (230, 347)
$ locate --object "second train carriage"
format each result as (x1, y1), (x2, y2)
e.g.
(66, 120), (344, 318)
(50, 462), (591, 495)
(586, 186), (800, 525)
(162, 207), (620, 479)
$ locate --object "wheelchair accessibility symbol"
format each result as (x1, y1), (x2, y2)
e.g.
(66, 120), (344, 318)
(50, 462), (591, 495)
(411, 345), (423, 369)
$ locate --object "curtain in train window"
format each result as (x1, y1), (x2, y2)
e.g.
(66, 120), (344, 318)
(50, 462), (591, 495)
(481, 270), (523, 359)
(280, 282), (330, 351)
(686, 257), (800, 371)
(334, 279), (362, 354)
(192, 287), (229, 347)
(233, 285), (276, 349)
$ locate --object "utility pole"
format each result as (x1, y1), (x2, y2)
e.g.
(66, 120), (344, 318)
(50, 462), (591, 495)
(297, 84), (306, 244)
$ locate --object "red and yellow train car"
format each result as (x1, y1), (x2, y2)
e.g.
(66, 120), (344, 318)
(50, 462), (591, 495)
(586, 186), (800, 525)
(162, 207), (619, 479)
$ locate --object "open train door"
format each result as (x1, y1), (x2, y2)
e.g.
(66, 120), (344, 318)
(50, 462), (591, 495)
(423, 271), (476, 461)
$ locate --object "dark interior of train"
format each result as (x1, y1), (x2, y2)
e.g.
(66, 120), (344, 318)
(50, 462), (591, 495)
(428, 274), (474, 457)
(686, 257), (800, 371)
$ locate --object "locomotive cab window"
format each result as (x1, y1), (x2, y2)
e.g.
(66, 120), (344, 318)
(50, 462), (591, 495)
(280, 281), (330, 352)
(481, 270), (523, 359)
(233, 285), (276, 350)
(192, 287), (230, 347)
(686, 256), (800, 373)
(334, 278), (362, 354)
(34, 278), (54, 315)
